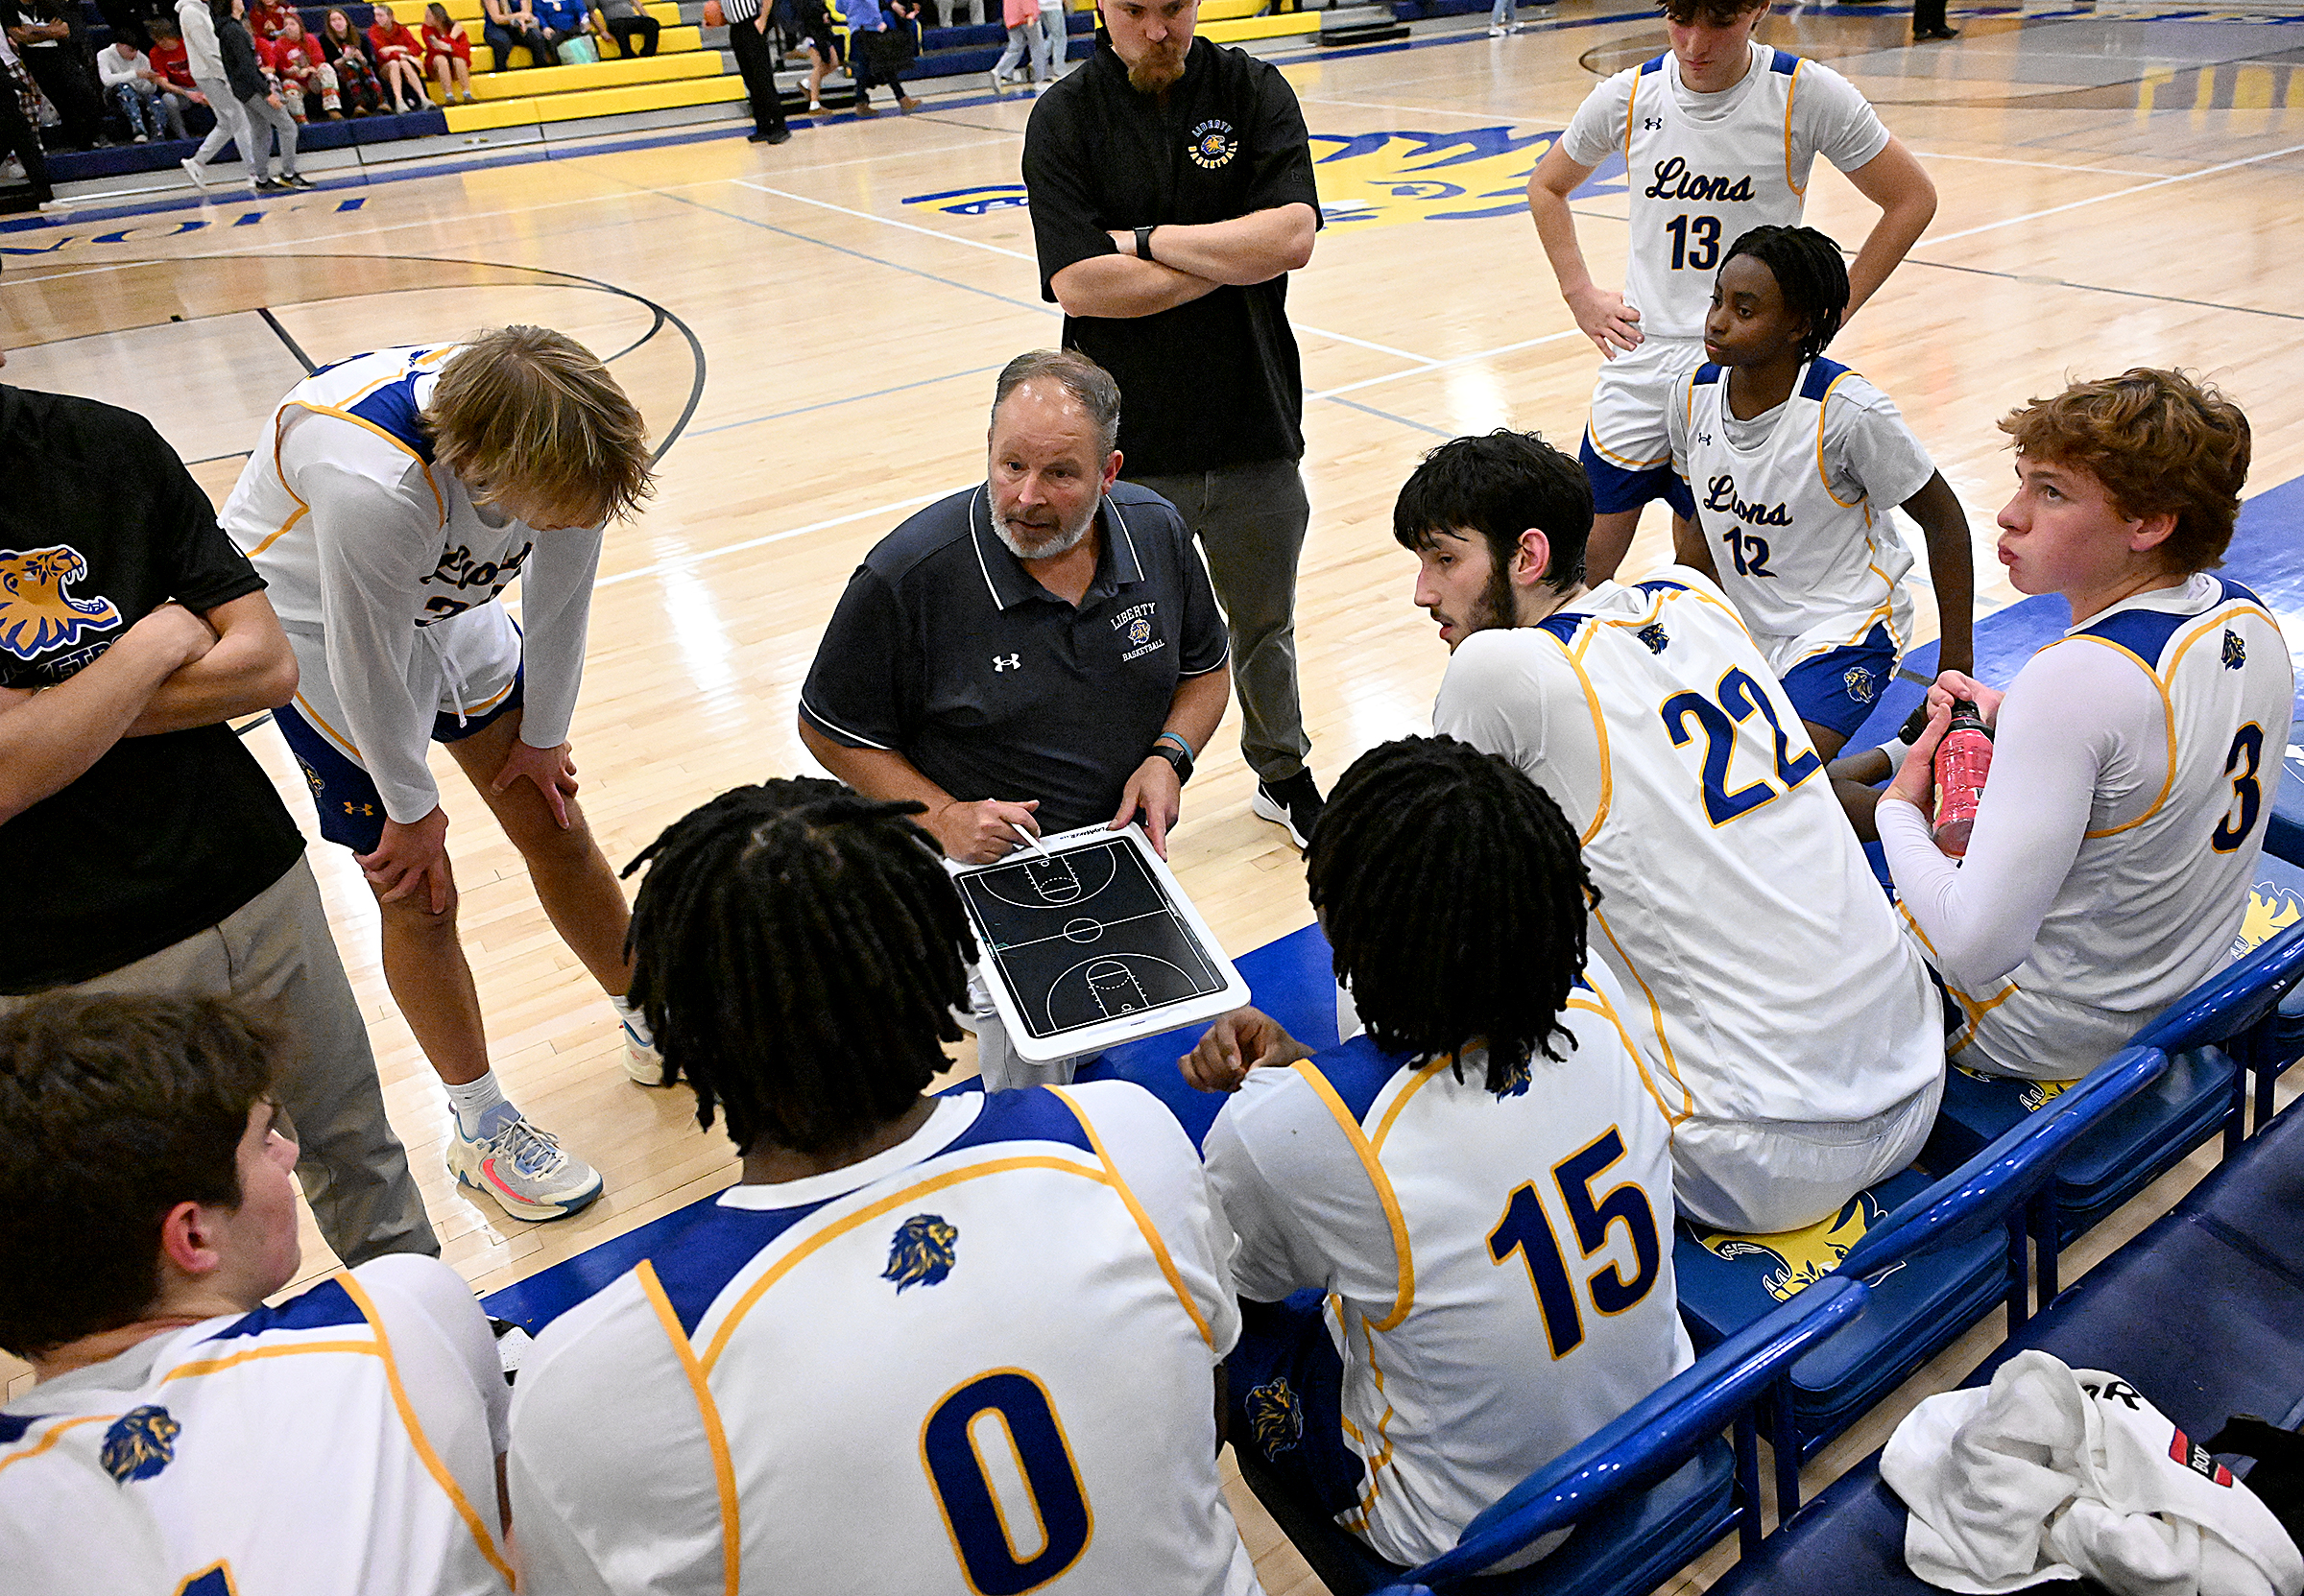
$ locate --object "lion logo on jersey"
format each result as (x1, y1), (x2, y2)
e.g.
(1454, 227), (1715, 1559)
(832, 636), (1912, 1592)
(1636, 623), (1669, 655)
(1843, 666), (1878, 703)
(0, 545), (123, 662)
(1244, 1378), (1305, 1458)
(2223, 630), (2246, 670)
(1954, 1063), (2076, 1113)
(883, 1214), (958, 1293)
(1694, 1191), (1884, 1302)
(2237, 881), (2303, 955)
(99, 1405), (181, 1484)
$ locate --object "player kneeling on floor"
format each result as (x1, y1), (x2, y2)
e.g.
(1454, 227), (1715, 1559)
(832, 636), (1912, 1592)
(507, 778), (1262, 1596)
(0, 994), (515, 1596)
(1185, 735), (1692, 1574)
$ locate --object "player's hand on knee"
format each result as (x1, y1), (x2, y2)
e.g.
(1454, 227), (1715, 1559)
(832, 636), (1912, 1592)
(490, 737), (579, 829)
(1925, 670), (2002, 729)
(1180, 1007), (1308, 1093)
(1111, 757), (1182, 860)
(359, 806), (455, 914)
(1566, 285), (1642, 358)
(934, 798), (1041, 864)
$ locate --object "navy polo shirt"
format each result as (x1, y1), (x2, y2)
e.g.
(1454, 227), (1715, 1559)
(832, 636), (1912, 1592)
(799, 481), (1230, 835)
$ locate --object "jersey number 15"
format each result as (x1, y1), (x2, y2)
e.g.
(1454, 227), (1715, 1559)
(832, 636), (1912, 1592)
(1487, 1126), (1663, 1360)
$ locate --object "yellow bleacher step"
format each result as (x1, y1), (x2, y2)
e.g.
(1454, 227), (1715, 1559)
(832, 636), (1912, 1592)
(1200, 9), (1316, 38)
(468, 36), (715, 98)
(442, 68), (743, 130)
(475, 23), (701, 70)
(432, 0), (679, 23)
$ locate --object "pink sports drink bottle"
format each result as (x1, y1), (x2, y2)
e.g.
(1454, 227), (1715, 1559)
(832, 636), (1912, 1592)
(1932, 700), (1994, 857)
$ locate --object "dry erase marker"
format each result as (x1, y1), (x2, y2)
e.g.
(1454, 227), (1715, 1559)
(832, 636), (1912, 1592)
(1010, 822), (1051, 861)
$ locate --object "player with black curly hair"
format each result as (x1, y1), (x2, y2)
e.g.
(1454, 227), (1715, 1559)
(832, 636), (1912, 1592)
(508, 776), (1260, 1595)
(1668, 222), (1975, 757)
(1189, 735), (1690, 1576)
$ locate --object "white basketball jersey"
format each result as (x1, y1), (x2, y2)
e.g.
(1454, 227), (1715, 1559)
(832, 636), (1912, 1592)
(1621, 46), (1814, 342)
(1679, 358), (1917, 653)
(507, 1084), (1259, 1596)
(1206, 989), (1692, 1570)
(1941, 577), (2292, 1076)
(0, 1261), (516, 1596)
(1433, 572), (1943, 1129)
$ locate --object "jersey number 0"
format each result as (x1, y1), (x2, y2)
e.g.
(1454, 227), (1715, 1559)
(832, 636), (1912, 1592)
(922, 1369), (1092, 1594)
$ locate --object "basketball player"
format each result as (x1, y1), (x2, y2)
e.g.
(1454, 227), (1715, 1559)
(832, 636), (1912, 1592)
(507, 779), (1260, 1595)
(1397, 430), (1942, 1234)
(1871, 369), (2288, 1079)
(1668, 225), (1974, 757)
(1527, 0), (1936, 581)
(0, 994), (514, 1595)
(1185, 736), (1691, 1574)
(220, 328), (656, 1223)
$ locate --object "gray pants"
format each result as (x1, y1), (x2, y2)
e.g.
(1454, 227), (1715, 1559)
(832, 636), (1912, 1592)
(0, 859), (439, 1267)
(187, 74), (251, 172)
(1127, 457), (1313, 783)
(237, 89), (299, 181)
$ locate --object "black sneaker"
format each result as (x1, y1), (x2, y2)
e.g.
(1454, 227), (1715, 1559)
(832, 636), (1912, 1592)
(252, 177), (282, 192)
(280, 172), (315, 189)
(1252, 770), (1324, 850)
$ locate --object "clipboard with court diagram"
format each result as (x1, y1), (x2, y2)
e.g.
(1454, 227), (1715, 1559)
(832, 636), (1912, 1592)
(951, 823), (1252, 1063)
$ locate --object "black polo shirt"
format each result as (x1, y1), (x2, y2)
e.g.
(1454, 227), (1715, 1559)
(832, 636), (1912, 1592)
(1022, 36), (1321, 477)
(799, 481), (1229, 835)
(0, 385), (306, 994)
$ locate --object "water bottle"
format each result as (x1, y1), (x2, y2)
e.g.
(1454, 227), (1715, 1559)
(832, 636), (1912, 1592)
(1932, 700), (1994, 858)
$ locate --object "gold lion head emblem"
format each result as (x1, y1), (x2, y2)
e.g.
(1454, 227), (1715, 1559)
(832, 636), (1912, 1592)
(0, 546), (124, 662)
(1245, 1378), (1304, 1457)
(1697, 1191), (1883, 1302)
(100, 1405), (181, 1484)
(883, 1213), (958, 1294)
(2237, 883), (2303, 956)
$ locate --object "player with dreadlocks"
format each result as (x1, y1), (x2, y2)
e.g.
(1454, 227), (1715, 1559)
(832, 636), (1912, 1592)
(1188, 734), (1690, 1575)
(505, 777), (1262, 1595)
(1668, 222), (1975, 758)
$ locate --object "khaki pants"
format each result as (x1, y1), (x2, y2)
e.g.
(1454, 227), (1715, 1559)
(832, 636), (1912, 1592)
(2, 858), (439, 1267)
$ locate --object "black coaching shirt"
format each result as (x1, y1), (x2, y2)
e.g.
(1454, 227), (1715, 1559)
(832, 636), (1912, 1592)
(798, 482), (1229, 835)
(0, 385), (305, 993)
(1023, 36), (1321, 476)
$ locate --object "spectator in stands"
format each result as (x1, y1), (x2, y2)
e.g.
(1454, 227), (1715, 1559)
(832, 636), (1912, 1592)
(264, 11), (340, 120)
(420, 1), (471, 99)
(988, 0), (1030, 92)
(1029, 0), (1060, 84)
(589, 0), (656, 59)
(241, 0), (289, 37)
(146, 13), (195, 89)
(1189, 736), (1692, 1573)
(480, 0), (556, 69)
(317, 7), (384, 112)
(1857, 370), (2292, 1082)
(98, 36), (188, 139)
(214, 0), (306, 189)
(2, 0), (109, 150)
(844, 0), (917, 114)
(368, 3), (425, 108)
(530, 0), (586, 56)
(0, 31), (65, 216)
(791, 0), (834, 112)
(176, 0), (252, 189)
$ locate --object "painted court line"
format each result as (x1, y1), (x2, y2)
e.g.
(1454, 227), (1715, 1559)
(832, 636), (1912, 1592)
(594, 491), (945, 589)
(1925, 138), (2304, 244)
(1309, 327), (1588, 400)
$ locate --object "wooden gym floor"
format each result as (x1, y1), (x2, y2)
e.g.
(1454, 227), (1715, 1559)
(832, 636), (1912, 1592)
(6, 3), (2304, 1586)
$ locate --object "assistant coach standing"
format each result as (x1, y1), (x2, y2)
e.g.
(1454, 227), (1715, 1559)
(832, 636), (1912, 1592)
(1021, 0), (1326, 848)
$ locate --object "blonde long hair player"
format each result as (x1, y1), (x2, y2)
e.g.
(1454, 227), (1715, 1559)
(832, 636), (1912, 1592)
(1866, 370), (2290, 1080)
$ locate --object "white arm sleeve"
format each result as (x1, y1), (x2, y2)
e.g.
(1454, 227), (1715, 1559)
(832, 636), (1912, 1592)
(1879, 641), (2163, 989)
(290, 445), (449, 823)
(507, 525), (603, 751)
(1558, 72), (1634, 170)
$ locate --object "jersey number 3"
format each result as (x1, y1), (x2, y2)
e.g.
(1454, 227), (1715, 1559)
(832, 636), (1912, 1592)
(923, 1370), (1092, 1594)
(1661, 667), (1823, 826)
(2214, 723), (2266, 854)
(1487, 1127), (1662, 1359)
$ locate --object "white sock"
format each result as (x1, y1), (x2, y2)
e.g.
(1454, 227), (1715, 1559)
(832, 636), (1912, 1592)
(445, 1071), (518, 1139)
(611, 992), (653, 1047)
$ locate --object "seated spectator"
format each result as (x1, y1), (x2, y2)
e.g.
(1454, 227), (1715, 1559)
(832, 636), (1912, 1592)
(261, 10), (339, 121)
(1190, 735), (1692, 1572)
(367, 2), (425, 108)
(479, 0), (555, 69)
(0, 994), (514, 1595)
(316, 6), (383, 113)
(1398, 431), (1944, 1234)
(531, 0), (585, 55)
(98, 36), (189, 140)
(506, 778), (1260, 1592)
(420, 0), (471, 99)
(241, 0), (289, 36)
(1860, 369), (2289, 1081)
(145, 14), (197, 89)
(2, 0), (108, 149)
(589, 0), (655, 59)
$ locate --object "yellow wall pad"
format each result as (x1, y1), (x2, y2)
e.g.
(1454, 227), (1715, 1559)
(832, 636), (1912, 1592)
(1199, 0), (1270, 19)
(1200, 11), (1318, 38)
(433, 0), (678, 22)
(468, 43), (719, 100)
(443, 69), (745, 130)
(470, 23), (702, 72)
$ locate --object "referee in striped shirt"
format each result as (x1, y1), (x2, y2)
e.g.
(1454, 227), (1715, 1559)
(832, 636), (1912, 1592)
(721, 0), (790, 143)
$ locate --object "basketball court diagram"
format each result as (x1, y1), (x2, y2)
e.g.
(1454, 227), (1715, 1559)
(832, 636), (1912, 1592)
(955, 838), (1231, 1043)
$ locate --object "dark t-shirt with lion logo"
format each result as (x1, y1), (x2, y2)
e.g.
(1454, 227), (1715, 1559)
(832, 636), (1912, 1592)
(1, 385), (303, 992)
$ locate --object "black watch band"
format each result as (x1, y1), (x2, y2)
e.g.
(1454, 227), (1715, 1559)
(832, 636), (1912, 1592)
(1149, 740), (1193, 784)
(1134, 225), (1156, 262)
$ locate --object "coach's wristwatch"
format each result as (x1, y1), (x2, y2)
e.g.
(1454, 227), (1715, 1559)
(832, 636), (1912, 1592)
(1148, 732), (1193, 784)
(1134, 226), (1157, 262)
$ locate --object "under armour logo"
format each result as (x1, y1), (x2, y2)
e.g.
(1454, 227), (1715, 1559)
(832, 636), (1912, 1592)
(992, 654), (1022, 672)
(1695, 432), (1714, 445)
(1643, 117), (1663, 131)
